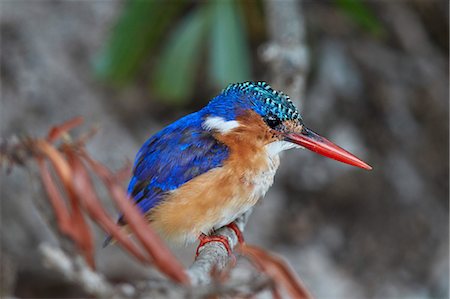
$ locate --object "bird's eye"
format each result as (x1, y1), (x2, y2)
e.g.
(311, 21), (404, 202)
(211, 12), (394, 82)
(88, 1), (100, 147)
(265, 115), (282, 129)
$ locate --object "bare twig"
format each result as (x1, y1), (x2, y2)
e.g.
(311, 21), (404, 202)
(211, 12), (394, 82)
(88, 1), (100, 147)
(39, 243), (113, 298)
(39, 242), (272, 299)
(261, 0), (309, 106)
(186, 274), (272, 298)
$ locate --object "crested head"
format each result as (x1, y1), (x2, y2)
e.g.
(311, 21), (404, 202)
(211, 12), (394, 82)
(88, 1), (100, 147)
(204, 81), (303, 125)
(222, 82), (302, 122)
(201, 81), (372, 170)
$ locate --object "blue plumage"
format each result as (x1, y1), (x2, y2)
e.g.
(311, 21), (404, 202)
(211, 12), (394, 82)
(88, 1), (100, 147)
(103, 81), (370, 248)
(126, 111), (229, 218)
(117, 81), (302, 224)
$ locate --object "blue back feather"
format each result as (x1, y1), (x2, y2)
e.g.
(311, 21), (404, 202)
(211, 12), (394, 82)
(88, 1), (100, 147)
(125, 111), (229, 218)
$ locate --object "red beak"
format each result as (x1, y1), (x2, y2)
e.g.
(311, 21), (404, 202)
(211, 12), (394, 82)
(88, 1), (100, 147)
(285, 127), (372, 170)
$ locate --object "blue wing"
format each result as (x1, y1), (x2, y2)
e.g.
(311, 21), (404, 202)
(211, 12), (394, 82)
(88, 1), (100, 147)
(124, 111), (229, 220)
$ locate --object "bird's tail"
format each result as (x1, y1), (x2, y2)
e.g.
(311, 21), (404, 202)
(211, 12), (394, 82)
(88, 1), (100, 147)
(102, 235), (115, 248)
(103, 216), (127, 248)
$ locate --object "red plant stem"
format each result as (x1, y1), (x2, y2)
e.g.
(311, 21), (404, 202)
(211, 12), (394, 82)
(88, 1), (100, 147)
(36, 140), (95, 268)
(240, 245), (314, 299)
(47, 117), (84, 143)
(37, 158), (72, 236)
(81, 151), (190, 285)
(67, 151), (151, 264)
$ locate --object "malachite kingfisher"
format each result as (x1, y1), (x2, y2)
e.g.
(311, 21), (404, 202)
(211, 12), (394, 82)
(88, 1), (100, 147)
(105, 82), (371, 253)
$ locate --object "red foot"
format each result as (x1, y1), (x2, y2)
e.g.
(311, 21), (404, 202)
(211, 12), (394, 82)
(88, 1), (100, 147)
(226, 222), (245, 244)
(196, 234), (232, 257)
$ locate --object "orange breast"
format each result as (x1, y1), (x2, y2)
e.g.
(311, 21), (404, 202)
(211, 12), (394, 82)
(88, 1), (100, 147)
(148, 111), (281, 244)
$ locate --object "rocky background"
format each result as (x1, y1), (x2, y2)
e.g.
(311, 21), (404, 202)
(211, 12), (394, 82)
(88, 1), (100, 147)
(1, 1), (448, 298)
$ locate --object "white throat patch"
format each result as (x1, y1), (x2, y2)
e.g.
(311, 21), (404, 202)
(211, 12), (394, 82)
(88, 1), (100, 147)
(265, 141), (300, 157)
(202, 116), (240, 134)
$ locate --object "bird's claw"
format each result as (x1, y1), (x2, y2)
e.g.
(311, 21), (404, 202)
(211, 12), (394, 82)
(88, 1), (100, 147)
(225, 222), (245, 244)
(196, 234), (232, 257)
(195, 223), (244, 259)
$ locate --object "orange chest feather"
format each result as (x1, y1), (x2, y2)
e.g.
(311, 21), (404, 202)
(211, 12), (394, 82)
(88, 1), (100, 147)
(148, 111), (281, 243)
(149, 145), (279, 243)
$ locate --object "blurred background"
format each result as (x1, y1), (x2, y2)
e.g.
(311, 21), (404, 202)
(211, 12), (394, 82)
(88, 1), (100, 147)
(1, 0), (448, 298)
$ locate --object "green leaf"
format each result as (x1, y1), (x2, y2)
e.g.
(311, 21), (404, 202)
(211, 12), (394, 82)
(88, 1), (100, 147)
(152, 6), (210, 104)
(94, 0), (184, 84)
(209, 0), (251, 87)
(335, 0), (384, 36)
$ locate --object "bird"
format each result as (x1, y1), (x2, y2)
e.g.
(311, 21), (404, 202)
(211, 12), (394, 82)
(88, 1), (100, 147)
(105, 81), (371, 253)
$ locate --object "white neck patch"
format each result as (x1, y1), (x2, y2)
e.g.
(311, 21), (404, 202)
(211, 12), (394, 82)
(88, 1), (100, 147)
(202, 116), (240, 134)
(265, 140), (300, 157)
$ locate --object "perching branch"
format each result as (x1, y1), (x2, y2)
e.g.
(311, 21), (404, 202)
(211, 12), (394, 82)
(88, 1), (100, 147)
(39, 244), (114, 298)
(39, 242), (273, 299)
(188, 210), (252, 285)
